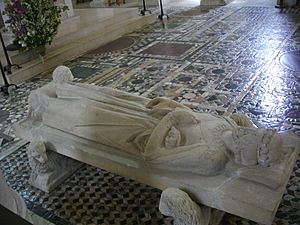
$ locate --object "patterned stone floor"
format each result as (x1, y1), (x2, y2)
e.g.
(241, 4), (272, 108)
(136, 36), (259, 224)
(1, 2), (300, 225)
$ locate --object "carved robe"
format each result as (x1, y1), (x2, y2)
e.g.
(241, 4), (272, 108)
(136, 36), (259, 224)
(29, 83), (159, 156)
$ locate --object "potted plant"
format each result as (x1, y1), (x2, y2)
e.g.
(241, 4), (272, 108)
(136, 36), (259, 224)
(4, 0), (68, 53)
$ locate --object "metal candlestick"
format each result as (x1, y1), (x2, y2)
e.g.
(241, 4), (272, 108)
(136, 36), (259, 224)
(158, 0), (168, 20)
(140, 0), (151, 15)
(0, 59), (17, 95)
(0, 30), (21, 74)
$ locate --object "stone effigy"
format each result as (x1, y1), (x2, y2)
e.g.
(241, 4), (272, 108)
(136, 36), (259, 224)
(15, 66), (300, 225)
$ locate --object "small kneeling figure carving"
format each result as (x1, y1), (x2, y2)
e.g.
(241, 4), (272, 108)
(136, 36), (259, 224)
(27, 141), (82, 192)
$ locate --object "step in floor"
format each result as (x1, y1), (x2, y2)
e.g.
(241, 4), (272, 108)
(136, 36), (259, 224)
(1, 8), (156, 85)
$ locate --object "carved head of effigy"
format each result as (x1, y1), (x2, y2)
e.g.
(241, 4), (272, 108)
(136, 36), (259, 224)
(165, 126), (182, 148)
(52, 66), (74, 84)
(223, 127), (282, 167)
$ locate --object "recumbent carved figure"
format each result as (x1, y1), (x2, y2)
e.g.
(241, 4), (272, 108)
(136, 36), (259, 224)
(15, 66), (299, 225)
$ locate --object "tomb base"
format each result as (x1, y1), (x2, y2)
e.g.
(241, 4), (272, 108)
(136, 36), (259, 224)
(27, 142), (83, 192)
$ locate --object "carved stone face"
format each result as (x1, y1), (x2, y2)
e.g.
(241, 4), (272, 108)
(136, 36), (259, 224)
(147, 109), (284, 175)
(165, 126), (181, 148)
(222, 127), (282, 167)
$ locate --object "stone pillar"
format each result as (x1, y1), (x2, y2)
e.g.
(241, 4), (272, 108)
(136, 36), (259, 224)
(63, 0), (75, 18)
(0, 1), (9, 28)
(54, 0), (75, 20)
(0, 12), (4, 28)
(90, 0), (107, 7)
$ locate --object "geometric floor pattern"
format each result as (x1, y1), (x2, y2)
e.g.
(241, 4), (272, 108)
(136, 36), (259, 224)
(1, 146), (172, 225)
(279, 50), (300, 72)
(1, 2), (300, 225)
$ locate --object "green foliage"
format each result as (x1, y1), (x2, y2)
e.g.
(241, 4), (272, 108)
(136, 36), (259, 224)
(4, 0), (68, 51)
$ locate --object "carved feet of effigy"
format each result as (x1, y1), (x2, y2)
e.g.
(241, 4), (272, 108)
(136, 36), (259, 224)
(27, 141), (82, 192)
(159, 188), (224, 225)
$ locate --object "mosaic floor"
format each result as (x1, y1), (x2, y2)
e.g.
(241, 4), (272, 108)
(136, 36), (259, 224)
(1, 2), (300, 225)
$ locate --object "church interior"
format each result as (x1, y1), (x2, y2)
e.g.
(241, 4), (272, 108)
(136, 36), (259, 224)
(0, 0), (300, 224)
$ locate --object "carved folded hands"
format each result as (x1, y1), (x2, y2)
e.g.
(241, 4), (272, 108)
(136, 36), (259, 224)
(146, 97), (192, 119)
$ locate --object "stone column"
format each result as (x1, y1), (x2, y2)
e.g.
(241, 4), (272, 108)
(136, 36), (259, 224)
(63, 0), (75, 18)
(0, 1), (9, 28)
(54, 0), (75, 19)
(90, 0), (107, 7)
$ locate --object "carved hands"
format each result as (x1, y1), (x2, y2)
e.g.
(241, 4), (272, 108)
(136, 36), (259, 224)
(146, 97), (191, 119)
(230, 113), (254, 128)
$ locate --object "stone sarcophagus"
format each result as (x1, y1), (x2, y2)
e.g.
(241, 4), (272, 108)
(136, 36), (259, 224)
(14, 66), (300, 225)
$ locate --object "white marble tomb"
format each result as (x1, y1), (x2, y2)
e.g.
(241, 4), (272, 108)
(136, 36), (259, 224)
(14, 66), (300, 225)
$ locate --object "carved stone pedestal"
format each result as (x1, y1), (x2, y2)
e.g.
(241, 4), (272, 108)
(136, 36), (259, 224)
(159, 188), (224, 225)
(27, 141), (82, 192)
